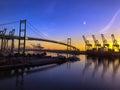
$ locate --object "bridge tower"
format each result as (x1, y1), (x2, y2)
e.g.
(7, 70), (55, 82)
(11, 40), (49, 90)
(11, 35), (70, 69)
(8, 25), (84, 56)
(67, 38), (71, 51)
(18, 20), (26, 54)
(67, 38), (71, 57)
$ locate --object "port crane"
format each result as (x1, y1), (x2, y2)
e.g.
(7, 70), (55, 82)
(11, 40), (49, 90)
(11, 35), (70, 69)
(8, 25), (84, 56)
(0, 29), (15, 53)
(101, 34), (109, 50)
(82, 35), (92, 50)
(0, 28), (7, 51)
(92, 35), (101, 49)
(8, 29), (15, 53)
(111, 34), (119, 51)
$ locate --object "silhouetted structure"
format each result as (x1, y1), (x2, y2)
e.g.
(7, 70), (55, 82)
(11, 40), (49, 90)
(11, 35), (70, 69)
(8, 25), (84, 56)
(9, 29), (15, 53)
(67, 38), (71, 57)
(111, 34), (119, 51)
(92, 35), (101, 50)
(82, 35), (92, 51)
(67, 38), (71, 51)
(0, 20), (79, 55)
(0, 28), (7, 51)
(101, 34), (109, 51)
(18, 20), (26, 54)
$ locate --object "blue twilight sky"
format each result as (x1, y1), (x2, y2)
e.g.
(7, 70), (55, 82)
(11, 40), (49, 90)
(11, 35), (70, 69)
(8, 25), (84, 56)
(0, 0), (120, 48)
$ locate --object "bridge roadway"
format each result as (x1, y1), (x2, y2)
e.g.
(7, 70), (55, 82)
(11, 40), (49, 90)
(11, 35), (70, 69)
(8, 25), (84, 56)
(0, 35), (79, 51)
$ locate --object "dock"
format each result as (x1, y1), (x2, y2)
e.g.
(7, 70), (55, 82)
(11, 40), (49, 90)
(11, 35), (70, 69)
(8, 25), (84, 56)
(0, 55), (79, 71)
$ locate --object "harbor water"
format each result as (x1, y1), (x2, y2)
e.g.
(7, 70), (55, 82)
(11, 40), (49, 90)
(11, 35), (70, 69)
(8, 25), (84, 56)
(0, 54), (120, 90)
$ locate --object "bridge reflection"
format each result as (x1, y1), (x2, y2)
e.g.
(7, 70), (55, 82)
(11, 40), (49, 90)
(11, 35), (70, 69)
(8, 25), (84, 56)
(0, 64), (59, 90)
(83, 56), (120, 80)
(0, 64), (58, 80)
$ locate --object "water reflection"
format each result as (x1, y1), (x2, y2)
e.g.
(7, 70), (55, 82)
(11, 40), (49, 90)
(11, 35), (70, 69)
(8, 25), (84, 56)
(82, 56), (93, 76)
(0, 64), (58, 80)
(1, 55), (120, 89)
(0, 64), (58, 90)
(83, 56), (120, 80)
(16, 72), (24, 90)
(112, 59), (120, 80)
(66, 62), (71, 69)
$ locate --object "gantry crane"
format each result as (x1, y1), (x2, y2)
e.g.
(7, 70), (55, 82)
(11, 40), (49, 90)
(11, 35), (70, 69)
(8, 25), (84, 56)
(9, 29), (15, 53)
(101, 34), (109, 50)
(4, 29), (15, 50)
(111, 34), (119, 51)
(92, 35), (101, 49)
(0, 28), (7, 51)
(82, 35), (92, 50)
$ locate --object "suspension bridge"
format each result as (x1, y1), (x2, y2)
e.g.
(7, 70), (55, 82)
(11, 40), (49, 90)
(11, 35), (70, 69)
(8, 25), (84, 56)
(0, 19), (79, 55)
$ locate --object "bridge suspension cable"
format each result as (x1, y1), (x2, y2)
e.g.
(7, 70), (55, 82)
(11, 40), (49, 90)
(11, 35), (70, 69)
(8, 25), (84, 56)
(27, 21), (47, 39)
(0, 20), (80, 54)
(0, 20), (20, 36)
(0, 21), (19, 26)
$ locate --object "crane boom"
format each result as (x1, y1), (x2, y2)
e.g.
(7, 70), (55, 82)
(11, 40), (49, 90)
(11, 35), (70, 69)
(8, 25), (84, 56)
(82, 35), (92, 50)
(101, 34), (109, 49)
(111, 34), (118, 45)
(0, 28), (7, 35)
(92, 35), (100, 45)
(9, 29), (15, 36)
(101, 34), (107, 44)
(82, 35), (90, 45)
(111, 34), (119, 51)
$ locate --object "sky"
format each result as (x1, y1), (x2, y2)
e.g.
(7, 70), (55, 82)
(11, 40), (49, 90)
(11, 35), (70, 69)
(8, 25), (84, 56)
(0, 0), (120, 50)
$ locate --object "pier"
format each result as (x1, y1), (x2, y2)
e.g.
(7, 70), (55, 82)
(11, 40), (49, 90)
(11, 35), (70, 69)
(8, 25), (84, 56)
(0, 53), (80, 71)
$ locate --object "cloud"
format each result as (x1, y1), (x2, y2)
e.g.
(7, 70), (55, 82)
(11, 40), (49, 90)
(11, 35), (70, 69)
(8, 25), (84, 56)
(99, 9), (120, 34)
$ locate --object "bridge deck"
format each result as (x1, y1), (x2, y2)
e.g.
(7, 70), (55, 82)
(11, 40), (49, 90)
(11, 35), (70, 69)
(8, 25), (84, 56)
(0, 35), (79, 50)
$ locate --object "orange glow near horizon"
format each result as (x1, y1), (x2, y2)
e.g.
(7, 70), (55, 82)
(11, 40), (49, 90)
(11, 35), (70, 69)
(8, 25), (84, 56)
(8, 33), (120, 51)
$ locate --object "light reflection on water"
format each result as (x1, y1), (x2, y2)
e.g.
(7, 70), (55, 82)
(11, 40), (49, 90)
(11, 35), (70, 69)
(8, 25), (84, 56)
(0, 54), (120, 90)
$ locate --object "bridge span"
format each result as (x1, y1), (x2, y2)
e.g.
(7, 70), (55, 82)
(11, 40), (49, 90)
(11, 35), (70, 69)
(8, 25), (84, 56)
(0, 35), (79, 50)
(27, 37), (79, 51)
(0, 20), (79, 54)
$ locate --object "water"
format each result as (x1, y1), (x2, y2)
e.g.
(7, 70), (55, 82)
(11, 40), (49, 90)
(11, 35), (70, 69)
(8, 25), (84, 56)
(0, 55), (120, 90)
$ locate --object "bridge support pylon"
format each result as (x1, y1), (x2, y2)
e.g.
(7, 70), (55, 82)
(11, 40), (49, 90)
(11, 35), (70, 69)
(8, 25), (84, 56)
(67, 38), (71, 57)
(18, 20), (26, 54)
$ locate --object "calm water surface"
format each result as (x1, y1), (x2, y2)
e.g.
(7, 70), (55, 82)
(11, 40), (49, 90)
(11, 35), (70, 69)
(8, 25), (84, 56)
(0, 55), (120, 90)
